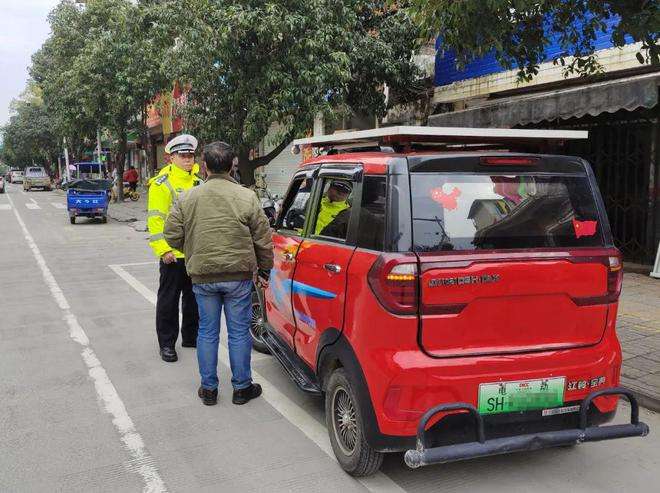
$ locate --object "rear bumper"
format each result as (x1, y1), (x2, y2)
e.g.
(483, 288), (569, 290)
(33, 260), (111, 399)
(404, 388), (649, 468)
(366, 327), (622, 440)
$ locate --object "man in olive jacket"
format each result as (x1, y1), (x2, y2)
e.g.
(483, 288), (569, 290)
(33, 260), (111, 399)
(164, 141), (273, 406)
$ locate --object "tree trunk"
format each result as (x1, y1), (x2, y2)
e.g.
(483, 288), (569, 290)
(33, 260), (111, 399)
(116, 130), (128, 202)
(237, 148), (254, 186)
(140, 103), (156, 179)
(236, 133), (295, 187)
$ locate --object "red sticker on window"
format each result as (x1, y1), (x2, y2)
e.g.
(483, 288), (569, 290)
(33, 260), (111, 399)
(431, 187), (461, 210)
(573, 219), (598, 238)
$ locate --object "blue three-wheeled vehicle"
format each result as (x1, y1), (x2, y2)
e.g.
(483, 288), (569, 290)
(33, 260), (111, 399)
(66, 162), (112, 224)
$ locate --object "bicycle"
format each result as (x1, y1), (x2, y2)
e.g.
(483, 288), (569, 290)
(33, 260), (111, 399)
(122, 182), (140, 201)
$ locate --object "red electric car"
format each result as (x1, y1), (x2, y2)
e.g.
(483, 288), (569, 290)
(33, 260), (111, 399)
(253, 127), (649, 476)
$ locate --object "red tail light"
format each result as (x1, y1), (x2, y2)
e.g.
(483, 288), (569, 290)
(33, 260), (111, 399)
(606, 255), (623, 301)
(368, 254), (418, 315)
(572, 252), (623, 306)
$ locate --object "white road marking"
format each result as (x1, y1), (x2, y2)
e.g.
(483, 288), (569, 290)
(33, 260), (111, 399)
(110, 264), (406, 493)
(0, 204), (11, 210)
(26, 198), (40, 209)
(7, 194), (167, 493)
(109, 264), (157, 305)
(115, 261), (159, 267)
(51, 202), (67, 209)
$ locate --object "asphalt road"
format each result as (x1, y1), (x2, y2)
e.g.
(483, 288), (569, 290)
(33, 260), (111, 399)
(1, 182), (659, 493)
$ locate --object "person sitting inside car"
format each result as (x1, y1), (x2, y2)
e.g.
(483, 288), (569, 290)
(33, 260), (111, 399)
(314, 180), (351, 235)
(320, 180), (385, 248)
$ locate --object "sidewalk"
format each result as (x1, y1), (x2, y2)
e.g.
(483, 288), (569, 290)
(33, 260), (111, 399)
(106, 187), (148, 231)
(104, 195), (660, 408)
(618, 273), (660, 410)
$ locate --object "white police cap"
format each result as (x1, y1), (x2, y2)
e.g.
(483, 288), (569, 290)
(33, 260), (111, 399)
(165, 134), (198, 154)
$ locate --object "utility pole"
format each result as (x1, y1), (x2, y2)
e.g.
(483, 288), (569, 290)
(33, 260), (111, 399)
(63, 137), (71, 181)
(96, 127), (102, 163)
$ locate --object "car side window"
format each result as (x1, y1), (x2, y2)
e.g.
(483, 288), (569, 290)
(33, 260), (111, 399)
(311, 178), (355, 242)
(356, 176), (387, 251)
(277, 176), (314, 232)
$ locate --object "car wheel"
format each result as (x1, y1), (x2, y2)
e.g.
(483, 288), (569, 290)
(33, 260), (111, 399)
(70, 216), (76, 224)
(250, 289), (270, 354)
(325, 368), (384, 476)
(101, 215), (107, 224)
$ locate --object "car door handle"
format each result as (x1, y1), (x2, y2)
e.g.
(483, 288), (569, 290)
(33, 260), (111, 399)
(283, 252), (295, 262)
(323, 263), (341, 274)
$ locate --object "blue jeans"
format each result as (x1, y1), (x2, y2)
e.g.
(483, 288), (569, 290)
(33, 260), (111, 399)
(193, 280), (253, 391)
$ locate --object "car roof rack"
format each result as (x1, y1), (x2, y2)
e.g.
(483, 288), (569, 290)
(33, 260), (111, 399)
(292, 126), (588, 155)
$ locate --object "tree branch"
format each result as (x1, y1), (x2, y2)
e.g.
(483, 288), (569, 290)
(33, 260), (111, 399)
(249, 131), (296, 169)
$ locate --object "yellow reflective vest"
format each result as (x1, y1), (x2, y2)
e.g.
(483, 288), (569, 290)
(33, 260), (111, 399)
(314, 196), (349, 235)
(147, 163), (202, 258)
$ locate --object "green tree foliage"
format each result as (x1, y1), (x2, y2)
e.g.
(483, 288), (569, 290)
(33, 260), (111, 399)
(21, 0), (422, 187)
(0, 83), (60, 170)
(165, 0), (422, 184)
(30, 1), (97, 160)
(31, 0), (172, 198)
(407, 0), (659, 81)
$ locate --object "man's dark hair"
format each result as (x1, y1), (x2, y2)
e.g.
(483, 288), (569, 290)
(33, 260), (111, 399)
(203, 141), (235, 174)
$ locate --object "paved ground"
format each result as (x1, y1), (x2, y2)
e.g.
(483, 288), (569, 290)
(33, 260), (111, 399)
(618, 274), (660, 408)
(2, 183), (659, 492)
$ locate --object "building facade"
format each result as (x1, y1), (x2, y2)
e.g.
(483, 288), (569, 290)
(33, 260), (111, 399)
(429, 20), (660, 265)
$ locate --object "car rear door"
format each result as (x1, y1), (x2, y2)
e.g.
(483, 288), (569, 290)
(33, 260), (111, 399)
(292, 165), (361, 368)
(408, 155), (621, 357)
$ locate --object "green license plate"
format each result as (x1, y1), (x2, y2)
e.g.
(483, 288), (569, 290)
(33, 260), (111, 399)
(478, 377), (565, 415)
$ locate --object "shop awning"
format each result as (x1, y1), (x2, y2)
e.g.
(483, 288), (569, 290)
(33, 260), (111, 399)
(428, 71), (660, 128)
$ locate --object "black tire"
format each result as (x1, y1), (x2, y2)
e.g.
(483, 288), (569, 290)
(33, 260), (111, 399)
(70, 216), (76, 224)
(130, 193), (139, 202)
(325, 368), (384, 476)
(250, 289), (270, 354)
(101, 215), (107, 224)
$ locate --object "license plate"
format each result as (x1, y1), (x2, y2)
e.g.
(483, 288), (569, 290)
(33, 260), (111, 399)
(478, 377), (565, 415)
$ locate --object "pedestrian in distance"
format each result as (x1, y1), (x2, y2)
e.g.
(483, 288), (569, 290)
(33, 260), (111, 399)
(164, 141), (274, 406)
(147, 134), (204, 363)
(123, 165), (139, 195)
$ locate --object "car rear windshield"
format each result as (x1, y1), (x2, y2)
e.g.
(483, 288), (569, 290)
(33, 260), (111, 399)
(411, 173), (605, 252)
(26, 168), (46, 177)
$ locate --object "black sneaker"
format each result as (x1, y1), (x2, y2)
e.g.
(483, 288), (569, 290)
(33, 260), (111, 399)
(232, 383), (262, 405)
(198, 386), (218, 406)
(160, 347), (178, 362)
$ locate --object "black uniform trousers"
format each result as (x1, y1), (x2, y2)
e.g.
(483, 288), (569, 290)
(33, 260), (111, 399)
(156, 260), (199, 349)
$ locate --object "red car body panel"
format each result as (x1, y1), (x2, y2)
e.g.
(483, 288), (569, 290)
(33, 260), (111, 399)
(292, 239), (355, 368)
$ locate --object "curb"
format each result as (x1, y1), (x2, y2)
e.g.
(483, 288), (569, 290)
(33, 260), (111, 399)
(629, 389), (660, 414)
(620, 379), (660, 413)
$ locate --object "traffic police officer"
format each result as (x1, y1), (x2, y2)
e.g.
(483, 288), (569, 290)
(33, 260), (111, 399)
(148, 134), (203, 362)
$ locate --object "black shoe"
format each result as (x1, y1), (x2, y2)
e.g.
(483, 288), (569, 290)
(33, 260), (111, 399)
(232, 383), (262, 405)
(160, 347), (178, 362)
(198, 386), (218, 406)
(181, 341), (197, 348)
